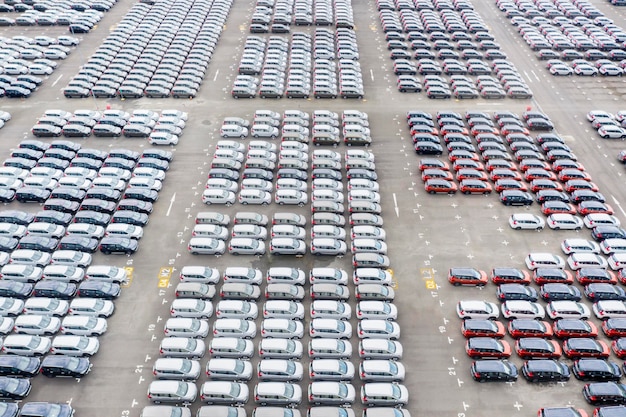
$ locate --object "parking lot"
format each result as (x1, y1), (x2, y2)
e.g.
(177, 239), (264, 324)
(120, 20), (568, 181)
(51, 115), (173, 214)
(1, 0), (626, 416)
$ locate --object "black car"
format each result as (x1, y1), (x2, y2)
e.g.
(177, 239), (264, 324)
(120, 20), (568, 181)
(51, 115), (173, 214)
(347, 169), (377, 181)
(33, 281), (77, 299)
(117, 199), (153, 214)
(112, 211), (149, 226)
(0, 377), (31, 399)
(0, 356), (40, 377)
(208, 168), (240, 181)
(77, 281), (121, 299)
(571, 190), (606, 204)
(70, 158), (102, 171)
(41, 356), (90, 378)
(5, 87), (30, 98)
(50, 188), (86, 203)
(141, 149), (173, 162)
(573, 359), (622, 381)
(500, 190), (534, 206)
(496, 284), (538, 301)
(521, 359), (570, 382)
(585, 284), (626, 301)
(86, 188), (122, 202)
(102, 157), (135, 171)
(72, 211), (111, 227)
(108, 149), (140, 161)
(0, 281), (33, 299)
(42, 199), (80, 214)
(16, 187), (49, 204)
(0, 403), (18, 417)
(310, 169), (341, 181)
(4, 158), (37, 170)
(536, 190), (571, 203)
(123, 189), (158, 203)
(583, 382), (626, 405)
(76, 149), (107, 161)
(79, 199), (116, 214)
(540, 283), (582, 301)
(136, 158), (169, 171)
(0, 210), (34, 225)
(17, 236), (57, 253)
(34, 211), (72, 227)
(414, 141), (444, 155)
(470, 359), (518, 382)
(99, 237), (138, 255)
(593, 226), (626, 242)
(58, 236), (99, 253)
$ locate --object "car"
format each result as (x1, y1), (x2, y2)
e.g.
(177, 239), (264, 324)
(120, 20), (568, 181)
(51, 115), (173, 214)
(456, 300), (499, 320)
(585, 284), (626, 302)
(448, 268), (487, 286)
(465, 337), (511, 359)
(553, 319), (599, 338)
(573, 359), (622, 381)
(515, 338), (562, 359)
(538, 408), (588, 417)
(19, 403), (74, 417)
(564, 338), (610, 358)
(583, 382), (626, 405)
(496, 284), (538, 302)
(547, 301), (591, 320)
(521, 359), (571, 382)
(501, 301), (545, 320)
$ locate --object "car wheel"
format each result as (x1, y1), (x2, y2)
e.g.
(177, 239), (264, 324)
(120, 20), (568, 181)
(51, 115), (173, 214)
(515, 226), (521, 230)
(463, 191), (470, 195)
(231, 252), (239, 256)
(225, 202), (232, 207)
(553, 227), (560, 230)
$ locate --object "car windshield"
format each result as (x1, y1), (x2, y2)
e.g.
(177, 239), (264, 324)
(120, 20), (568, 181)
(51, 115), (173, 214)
(338, 383), (348, 397)
(229, 383), (241, 397)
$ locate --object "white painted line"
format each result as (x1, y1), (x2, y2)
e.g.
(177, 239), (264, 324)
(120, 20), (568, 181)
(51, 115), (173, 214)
(392, 193), (399, 217)
(612, 195), (626, 217)
(370, 69), (374, 81)
(51, 74), (63, 87)
(166, 193), (176, 216)
(213, 70), (219, 81)
(531, 70), (540, 81)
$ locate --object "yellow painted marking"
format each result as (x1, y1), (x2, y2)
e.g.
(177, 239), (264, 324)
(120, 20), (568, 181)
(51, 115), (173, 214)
(425, 279), (436, 289)
(157, 267), (173, 288)
(122, 267), (134, 288)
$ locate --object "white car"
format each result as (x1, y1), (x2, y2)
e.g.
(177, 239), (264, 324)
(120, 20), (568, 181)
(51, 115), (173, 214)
(608, 253), (626, 270)
(601, 239), (626, 255)
(525, 253), (566, 270)
(561, 239), (601, 255)
(65, 223), (105, 239)
(567, 253), (608, 270)
(312, 179), (343, 191)
(584, 214), (621, 228)
(546, 213), (584, 230)
(202, 189), (236, 205)
(574, 64), (598, 76)
(546, 301), (591, 320)
(276, 178), (307, 192)
(598, 125), (626, 139)
(456, 300), (499, 320)
(549, 64), (573, 75)
(500, 300), (546, 320)
(28, 64), (53, 75)
(593, 300), (626, 319)
(509, 213), (545, 230)
(599, 64), (624, 76)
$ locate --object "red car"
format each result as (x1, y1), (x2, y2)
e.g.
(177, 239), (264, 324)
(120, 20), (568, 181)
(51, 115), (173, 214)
(530, 179), (563, 192)
(456, 169), (488, 181)
(419, 158), (450, 171)
(424, 179), (457, 194)
(459, 179), (492, 194)
(612, 338), (626, 358)
(448, 150), (479, 162)
(564, 338), (610, 359)
(448, 267), (488, 286)
(410, 126), (439, 136)
(466, 337), (512, 359)
(578, 202), (614, 216)
(565, 180), (599, 193)
(491, 267), (531, 285)
(501, 125), (530, 136)
(602, 319), (626, 338)
(553, 319), (599, 339)
(486, 159), (517, 171)
(525, 168), (557, 180)
(541, 201), (576, 215)
(461, 319), (506, 338)
(576, 269), (617, 286)
(490, 169), (522, 181)
(421, 169), (454, 181)
(495, 179), (528, 192)
(452, 159), (485, 171)
(519, 159), (551, 172)
(441, 126), (469, 136)
(471, 126), (499, 136)
(559, 170), (592, 182)
(552, 160), (585, 172)
(515, 338), (562, 359)
(508, 319), (554, 338)
(533, 269), (574, 285)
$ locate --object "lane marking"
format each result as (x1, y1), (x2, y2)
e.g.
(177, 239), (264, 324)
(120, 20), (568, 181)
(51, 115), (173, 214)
(213, 69), (219, 81)
(392, 192), (399, 217)
(157, 267), (173, 288)
(122, 267), (134, 288)
(166, 193), (176, 216)
(51, 74), (63, 87)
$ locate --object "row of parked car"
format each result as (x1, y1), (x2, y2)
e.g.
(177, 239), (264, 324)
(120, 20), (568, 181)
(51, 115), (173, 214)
(497, 0), (626, 78)
(249, 0), (355, 32)
(219, 109), (371, 146)
(587, 110), (626, 139)
(233, 27), (364, 100)
(30, 108), (186, 145)
(0, 3), (104, 32)
(63, 0), (233, 99)
(377, 0), (533, 98)
(0, 134), (175, 255)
